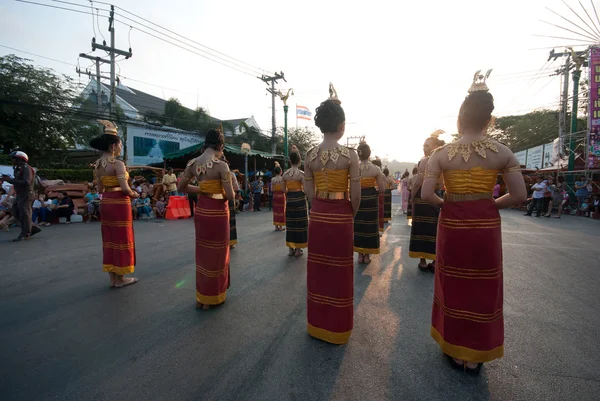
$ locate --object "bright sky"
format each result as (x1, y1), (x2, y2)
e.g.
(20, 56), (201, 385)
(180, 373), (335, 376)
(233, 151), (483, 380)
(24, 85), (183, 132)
(0, 0), (595, 162)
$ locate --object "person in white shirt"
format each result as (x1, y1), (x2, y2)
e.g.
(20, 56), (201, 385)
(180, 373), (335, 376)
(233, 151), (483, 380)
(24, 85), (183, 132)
(524, 176), (546, 217)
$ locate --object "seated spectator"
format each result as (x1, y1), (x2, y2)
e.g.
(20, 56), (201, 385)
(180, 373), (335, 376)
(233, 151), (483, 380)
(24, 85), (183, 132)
(0, 188), (9, 217)
(84, 187), (101, 220)
(581, 197), (591, 217)
(134, 192), (152, 219)
(32, 194), (51, 227)
(55, 191), (75, 224)
(154, 196), (166, 219)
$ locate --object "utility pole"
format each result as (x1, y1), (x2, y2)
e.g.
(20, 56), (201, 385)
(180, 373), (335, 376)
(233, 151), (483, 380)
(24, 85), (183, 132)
(260, 72), (286, 154)
(91, 5), (132, 159)
(549, 48), (587, 187)
(77, 54), (111, 134)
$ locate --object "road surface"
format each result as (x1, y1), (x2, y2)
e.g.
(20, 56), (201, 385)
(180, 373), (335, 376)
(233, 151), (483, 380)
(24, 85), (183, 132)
(1, 207), (599, 401)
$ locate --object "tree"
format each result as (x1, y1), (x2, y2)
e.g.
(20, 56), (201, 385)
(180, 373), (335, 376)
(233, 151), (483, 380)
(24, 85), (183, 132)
(489, 110), (586, 151)
(0, 55), (89, 159)
(275, 126), (320, 155)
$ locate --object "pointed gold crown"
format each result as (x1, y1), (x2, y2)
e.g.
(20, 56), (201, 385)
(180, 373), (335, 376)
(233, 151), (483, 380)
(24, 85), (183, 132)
(329, 82), (341, 105)
(430, 129), (445, 139)
(97, 120), (118, 135)
(468, 69), (493, 93)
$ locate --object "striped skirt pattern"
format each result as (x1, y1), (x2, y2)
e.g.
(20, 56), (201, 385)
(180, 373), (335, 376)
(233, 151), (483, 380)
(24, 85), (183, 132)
(384, 188), (392, 221)
(195, 196), (230, 305)
(431, 199), (504, 363)
(353, 187), (380, 254)
(409, 189), (439, 260)
(307, 198), (354, 344)
(100, 191), (135, 275)
(228, 200), (237, 246)
(285, 191), (308, 249)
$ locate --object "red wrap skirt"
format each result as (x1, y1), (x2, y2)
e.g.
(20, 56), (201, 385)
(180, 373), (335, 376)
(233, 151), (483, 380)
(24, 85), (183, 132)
(100, 191), (135, 275)
(195, 196), (230, 305)
(272, 191), (286, 227)
(431, 198), (504, 363)
(378, 194), (385, 233)
(307, 198), (354, 344)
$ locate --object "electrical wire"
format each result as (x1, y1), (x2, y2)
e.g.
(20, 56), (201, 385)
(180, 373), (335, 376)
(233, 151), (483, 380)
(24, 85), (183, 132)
(18, 0), (266, 77)
(89, 0), (96, 38)
(96, 7), (106, 43)
(47, 0), (265, 75)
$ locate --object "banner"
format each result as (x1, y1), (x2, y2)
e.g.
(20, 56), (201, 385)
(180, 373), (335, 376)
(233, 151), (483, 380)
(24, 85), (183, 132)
(126, 125), (203, 165)
(589, 46), (600, 168)
(514, 150), (527, 166)
(526, 145), (543, 169)
(542, 142), (553, 168)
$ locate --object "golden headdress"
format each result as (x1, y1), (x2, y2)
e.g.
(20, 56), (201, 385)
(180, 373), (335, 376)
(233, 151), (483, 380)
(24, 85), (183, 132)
(291, 144), (299, 153)
(329, 82), (341, 105)
(274, 161), (281, 168)
(430, 129), (445, 139)
(97, 120), (118, 135)
(468, 69), (493, 93)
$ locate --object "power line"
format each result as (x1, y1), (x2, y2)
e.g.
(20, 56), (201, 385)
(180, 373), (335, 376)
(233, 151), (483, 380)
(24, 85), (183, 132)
(88, 0), (266, 74)
(48, 0), (265, 75)
(17, 0), (265, 77)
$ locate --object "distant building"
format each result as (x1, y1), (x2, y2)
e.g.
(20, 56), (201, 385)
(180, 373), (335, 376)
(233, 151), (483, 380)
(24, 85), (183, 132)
(76, 79), (262, 165)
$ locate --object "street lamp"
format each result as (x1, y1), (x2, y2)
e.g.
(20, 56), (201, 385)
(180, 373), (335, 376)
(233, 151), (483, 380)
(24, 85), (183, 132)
(241, 142), (251, 193)
(275, 89), (293, 168)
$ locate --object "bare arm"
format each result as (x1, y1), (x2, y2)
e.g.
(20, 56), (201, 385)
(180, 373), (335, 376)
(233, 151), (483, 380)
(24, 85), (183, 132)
(280, 178), (287, 193)
(221, 166), (235, 202)
(232, 176), (240, 192)
(411, 158), (427, 199)
(421, 154), (443, 208)
(349, 151), (361, 215)
(115, 161), (138, 198)
(304, 154), (315, 205)
(496, 154), (527, 209)
(376, 170), (386, 195)
(94, 169), (104, 193)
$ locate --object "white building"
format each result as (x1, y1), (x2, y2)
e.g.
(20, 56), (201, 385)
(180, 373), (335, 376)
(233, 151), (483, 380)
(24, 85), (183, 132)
(76, 79), (262, 164)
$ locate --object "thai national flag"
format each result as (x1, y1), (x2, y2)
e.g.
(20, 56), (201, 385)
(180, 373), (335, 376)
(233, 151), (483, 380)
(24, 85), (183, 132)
(296, 105), (312, 121)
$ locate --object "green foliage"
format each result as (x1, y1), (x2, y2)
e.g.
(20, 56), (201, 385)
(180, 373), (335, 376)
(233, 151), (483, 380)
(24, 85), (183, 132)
(0, 154), (11, 165)
(162, 98), (212, 132)
(0, 54), (90, 158)
(37, 168), (94, 182)
(275, 126), (320, 155)
(489, 110), (586, 151)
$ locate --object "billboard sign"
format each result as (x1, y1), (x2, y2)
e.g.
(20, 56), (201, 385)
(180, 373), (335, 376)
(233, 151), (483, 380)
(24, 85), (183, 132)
(126, 126), (203, 165)
(526, 145), (543, 169)
(589, 46), (600, 168)
(514, 150), (527, 166)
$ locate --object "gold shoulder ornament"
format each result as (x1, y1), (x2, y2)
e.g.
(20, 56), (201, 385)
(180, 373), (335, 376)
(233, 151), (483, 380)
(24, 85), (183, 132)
(447, 138), (499, 162)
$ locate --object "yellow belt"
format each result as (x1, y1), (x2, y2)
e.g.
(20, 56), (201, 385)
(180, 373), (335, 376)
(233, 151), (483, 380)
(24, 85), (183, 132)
(103, 187), (123, 193)
(316, 191), (348, 200)
(200, 193), (225, 200)
(444, 192), (493, 202)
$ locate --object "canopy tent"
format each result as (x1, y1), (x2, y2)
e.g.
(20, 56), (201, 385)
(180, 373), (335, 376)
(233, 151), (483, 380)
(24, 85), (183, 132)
(159, 142), (284, 179)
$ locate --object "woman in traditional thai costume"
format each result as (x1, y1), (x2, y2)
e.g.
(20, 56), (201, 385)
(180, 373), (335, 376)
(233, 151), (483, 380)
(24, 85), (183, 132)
(353, 142), (385, 264)
(371, 158), (385, 234)
(271, 163), (286, 231)
(305, 97), (361, 345)
(409, 132), (446, 272)
(178, 129), (235, 310)
(91, 120), (139, 288)
(282, 148), (308, 257)
(400, 171), (410, 214)
(421, 72), (527, 374)
(383, 167), (394, 222)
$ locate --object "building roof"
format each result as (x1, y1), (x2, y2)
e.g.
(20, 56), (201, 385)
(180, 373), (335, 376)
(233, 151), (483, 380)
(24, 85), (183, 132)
(114, 85), (221, 125)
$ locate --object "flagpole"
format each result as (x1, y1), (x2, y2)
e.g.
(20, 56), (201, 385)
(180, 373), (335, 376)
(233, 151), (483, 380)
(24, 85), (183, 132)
(295, 104), (298, 129)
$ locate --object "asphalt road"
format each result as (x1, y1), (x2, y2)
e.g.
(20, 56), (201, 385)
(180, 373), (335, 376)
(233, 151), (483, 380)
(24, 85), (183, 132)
(1, 205), (599, 401)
